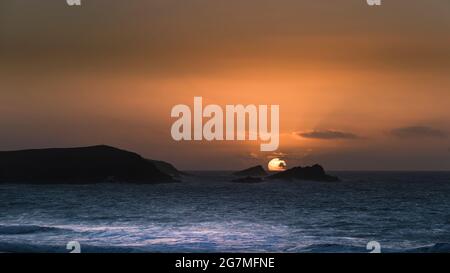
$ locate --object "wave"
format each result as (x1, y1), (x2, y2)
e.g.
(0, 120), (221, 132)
(405, 243), (450, 253)
(0, 242), (144, 253)
(295, 243), (450, 253)
(0, 225), (69, 235)
(297, 243), (368, 253)
(0, 241), (448, 253)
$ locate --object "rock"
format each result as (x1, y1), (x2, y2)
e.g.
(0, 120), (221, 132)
(232, 176), (264, 183)
(233, 165), (268, 177)
(148, 159), (187, 178)
(0, 145), (175, 184)
(268, 164), (339, 182)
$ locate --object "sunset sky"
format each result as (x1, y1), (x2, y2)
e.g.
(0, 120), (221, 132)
(1, 0), (449, 170)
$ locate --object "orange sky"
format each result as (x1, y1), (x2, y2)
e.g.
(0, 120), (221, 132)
(1, 0), (449, 170)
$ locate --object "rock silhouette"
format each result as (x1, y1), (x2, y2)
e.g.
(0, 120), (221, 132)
(148, 159), (187, 178)
(232, 176), (264, 183)
(0, 145), (175, 184)
(233, 165), (268, 177)
(268, 164), (339, 182)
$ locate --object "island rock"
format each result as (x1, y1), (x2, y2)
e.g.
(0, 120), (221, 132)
(268, 164), (339, 182)
(0, 145), (175, 184)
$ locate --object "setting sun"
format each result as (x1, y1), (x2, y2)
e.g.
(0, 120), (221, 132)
(268, 158), (287, 172)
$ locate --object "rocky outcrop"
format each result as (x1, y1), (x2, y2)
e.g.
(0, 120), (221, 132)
(148, 159), (187, 178)
(231, 176), (264, 183)
(0, 145), (175, 184)
(268, 164), (339, 182)
(233, 165), (268, 177)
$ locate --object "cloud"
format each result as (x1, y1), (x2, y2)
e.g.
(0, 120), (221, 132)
(390, 126), (448, 139)
(296, 130), (360, 140)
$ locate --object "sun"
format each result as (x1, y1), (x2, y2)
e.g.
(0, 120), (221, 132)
(268, 158), (287, 172)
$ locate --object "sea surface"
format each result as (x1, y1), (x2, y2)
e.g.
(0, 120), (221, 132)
(0, 171), (449, 253)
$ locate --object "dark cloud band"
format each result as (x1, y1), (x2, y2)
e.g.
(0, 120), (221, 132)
(296, 130), (359, 140)
(390, 126), (448, 139)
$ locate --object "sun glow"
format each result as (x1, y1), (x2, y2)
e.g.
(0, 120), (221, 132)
(268, 158), (287, 172)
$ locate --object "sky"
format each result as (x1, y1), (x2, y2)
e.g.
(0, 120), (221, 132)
(0, 0), (450, 170)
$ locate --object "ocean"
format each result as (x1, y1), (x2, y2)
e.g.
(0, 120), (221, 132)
(0, 171), (449, 253)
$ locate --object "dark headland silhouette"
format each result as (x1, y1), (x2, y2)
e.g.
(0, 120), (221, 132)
(233, 165), (268, 177)
(148, 159), (187, 178)
(231, 164), (339, 183)
(232, 176), (264, 183)
(0, 145), (338, 184)
(268, 164), (339, 182)
(0, 145), (179, 184)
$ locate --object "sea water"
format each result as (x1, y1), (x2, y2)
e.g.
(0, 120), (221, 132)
(0, 171), (449, 253)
